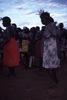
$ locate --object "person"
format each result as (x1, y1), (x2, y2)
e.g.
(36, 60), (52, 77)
(0, 27), (3, 74)
(58, 22), (67, 59)
(12, 23), (19, 41)
(39, 10), (60, 87)
(2, 16), (20, 77)
(35, 26), (45, 70)
(19, 27), (30, 68)
(28, 27), (37, 68)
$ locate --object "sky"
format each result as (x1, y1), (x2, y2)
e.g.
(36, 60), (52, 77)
(0, 0), (67, 29)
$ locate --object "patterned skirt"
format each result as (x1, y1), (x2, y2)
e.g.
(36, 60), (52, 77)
(43, 38), (60, 69)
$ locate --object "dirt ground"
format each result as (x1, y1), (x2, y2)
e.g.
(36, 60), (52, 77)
(0, 59), (67, 100)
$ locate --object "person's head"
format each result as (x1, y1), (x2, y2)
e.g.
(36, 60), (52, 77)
(41, 26), (45, 31)
(36, 26), (40, 32)
(39, 11), (54, 25)
(12, 23), (17, 28)
(2, 16), (11, 27)
(30, 27), (37, 34)
(58, 23), (64, 29)
(23, 27), (29, 34)
(30, 27), (37, 37)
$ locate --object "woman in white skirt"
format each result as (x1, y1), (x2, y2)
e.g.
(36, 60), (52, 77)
(39, 10), (60, 86)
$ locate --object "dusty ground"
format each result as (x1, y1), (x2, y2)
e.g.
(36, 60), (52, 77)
(0, 59), (67, 100)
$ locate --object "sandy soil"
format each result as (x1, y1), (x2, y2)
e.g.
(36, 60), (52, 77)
(0, 59), (67, 100)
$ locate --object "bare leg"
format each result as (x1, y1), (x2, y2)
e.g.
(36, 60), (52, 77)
(47, 68), (58, 83)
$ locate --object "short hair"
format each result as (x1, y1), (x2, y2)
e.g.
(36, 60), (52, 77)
(2, 16), (11, 24)
(59, 23), (64, 28)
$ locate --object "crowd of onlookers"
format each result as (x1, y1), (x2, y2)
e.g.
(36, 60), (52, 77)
(0, 22), (67, 71)
(10, 22), (67, 61)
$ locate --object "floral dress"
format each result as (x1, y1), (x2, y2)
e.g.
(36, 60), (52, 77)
(42, 22), (60, 69)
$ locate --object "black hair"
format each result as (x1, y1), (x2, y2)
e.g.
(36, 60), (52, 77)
(40, 12), (50, 18)
(59, 23), (63, 28)
(2, 16), (11, 25)
(40, 11), (54, 24)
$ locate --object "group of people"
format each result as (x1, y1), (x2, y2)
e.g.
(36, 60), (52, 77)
(0, 10), (67, 88)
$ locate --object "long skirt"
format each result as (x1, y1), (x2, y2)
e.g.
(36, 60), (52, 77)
(3, 38), (20, 67)
(35, 40), (41, 58)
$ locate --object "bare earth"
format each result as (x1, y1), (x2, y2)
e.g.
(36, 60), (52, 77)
(0, 59), (67, 100)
